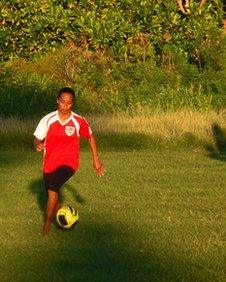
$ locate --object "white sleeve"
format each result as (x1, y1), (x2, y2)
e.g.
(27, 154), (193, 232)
(33, 116), (49, 140)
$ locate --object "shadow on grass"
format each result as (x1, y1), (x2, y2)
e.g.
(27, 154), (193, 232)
(1, 132), (159, 152)
(0, 151), (23, 167)
(81, 132), (163, 151)
(205, 123), (226, 161)
(28, 178), (85, 216)
(2, 127), (226, 162)
(170, 127), (226, 162)
(9, 220), (217, 282)
(0, 133), (34, 151)
(52, 222), (160, 281)
(0, 150), (36, 168)
(0, 131), (214, 152)
(176, 132), (205, 148)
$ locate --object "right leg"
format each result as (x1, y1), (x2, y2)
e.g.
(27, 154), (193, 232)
(53, 166), (74, 216)
(43, 166), (75, 234)
(54, 200), (61, 215)
(43, 190), (58, 235)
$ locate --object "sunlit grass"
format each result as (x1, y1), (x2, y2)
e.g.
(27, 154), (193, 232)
(88, 108), (226, 140)
(0, 109), (225, 150)
(0, 149), (225, 281)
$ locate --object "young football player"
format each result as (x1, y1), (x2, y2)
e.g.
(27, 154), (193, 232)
(34, 87), (104, 235)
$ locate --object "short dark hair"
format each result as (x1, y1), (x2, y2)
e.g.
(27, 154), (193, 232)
(58, 87), (75, 101)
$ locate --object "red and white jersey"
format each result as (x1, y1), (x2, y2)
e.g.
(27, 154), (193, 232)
(34, 110), (92, 173)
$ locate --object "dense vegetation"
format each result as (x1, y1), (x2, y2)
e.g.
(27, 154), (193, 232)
(0, 0), (225, 117)
(0, 45), (226, 118)
(0, 4), (225, 280)
(0, 0), (223, 65)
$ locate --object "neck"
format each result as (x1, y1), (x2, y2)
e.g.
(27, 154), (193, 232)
(58, 111), (71, 121)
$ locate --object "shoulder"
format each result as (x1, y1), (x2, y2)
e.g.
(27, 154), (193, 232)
(71, 111), (83, 119)
(34, 111), (57, 140)
(39, 110), (58, 125)
(71, 112), (88, 124)
(42, 110), (58, 120)
(71, 112), (92, 137)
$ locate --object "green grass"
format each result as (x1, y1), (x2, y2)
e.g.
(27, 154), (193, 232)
(0, 147), (225, 281)
(1, 109), (226, 153)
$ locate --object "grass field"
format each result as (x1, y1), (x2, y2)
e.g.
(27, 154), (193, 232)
(1, 109), (226, 153)
(0, 146), (225, 282)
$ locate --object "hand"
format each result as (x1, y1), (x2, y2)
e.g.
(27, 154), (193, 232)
(93, 158), (105, 177)
(35, 142), (45, 152)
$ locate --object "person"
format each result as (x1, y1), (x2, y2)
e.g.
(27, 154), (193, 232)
(33, 87), (104, 235)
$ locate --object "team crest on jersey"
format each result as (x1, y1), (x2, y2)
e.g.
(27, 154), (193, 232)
(65, 126), (75, 136)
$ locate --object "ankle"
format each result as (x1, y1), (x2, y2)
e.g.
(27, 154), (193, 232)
(42, 220), (52, 235)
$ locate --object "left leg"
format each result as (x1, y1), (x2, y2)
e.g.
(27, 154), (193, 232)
(43, 190), (58, 235)
(53, 166), (74, 216)
(43, 166), (75, 235)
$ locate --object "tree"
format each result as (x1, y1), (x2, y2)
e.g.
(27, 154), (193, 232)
(176, 0), (207, 14)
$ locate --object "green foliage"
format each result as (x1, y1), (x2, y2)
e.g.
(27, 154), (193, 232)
(0, 0), (81, 60)
(0, 70), (59, 117)
(0, 0), (224, 67)
(0, 46), (225, 118)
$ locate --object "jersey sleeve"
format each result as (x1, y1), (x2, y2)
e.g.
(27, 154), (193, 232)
(79, 117), (92, 139)
(33, 115), (49, 140)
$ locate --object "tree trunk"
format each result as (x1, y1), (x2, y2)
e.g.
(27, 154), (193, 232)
(176, 0), (207, 14)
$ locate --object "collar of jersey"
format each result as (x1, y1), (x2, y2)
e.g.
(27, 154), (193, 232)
(57, 110), (73, 126)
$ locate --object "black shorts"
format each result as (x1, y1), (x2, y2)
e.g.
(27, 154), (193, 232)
(44, 165), (75, 193)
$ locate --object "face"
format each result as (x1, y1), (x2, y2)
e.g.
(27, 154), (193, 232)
(57, 92), (74, 115)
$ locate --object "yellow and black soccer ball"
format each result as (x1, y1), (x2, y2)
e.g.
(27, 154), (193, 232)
(56, 206), (79, 229)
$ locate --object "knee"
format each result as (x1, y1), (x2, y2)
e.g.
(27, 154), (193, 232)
(47, 190), (58, 202)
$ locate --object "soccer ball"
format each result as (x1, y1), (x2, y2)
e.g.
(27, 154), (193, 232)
(56, 206), (79, 229)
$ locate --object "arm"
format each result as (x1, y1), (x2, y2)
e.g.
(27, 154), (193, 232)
(88, 134), (104, 176)
(33, 114), (48, 152)
(33, 137), (45, 152)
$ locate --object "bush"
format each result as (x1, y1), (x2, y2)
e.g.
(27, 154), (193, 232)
(0, 0), (224, 68)
(0, 72), (59, 117)
(0, 46), (225, 118)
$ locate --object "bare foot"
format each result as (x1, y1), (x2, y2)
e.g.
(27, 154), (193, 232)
(42, 220), (52, 235)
